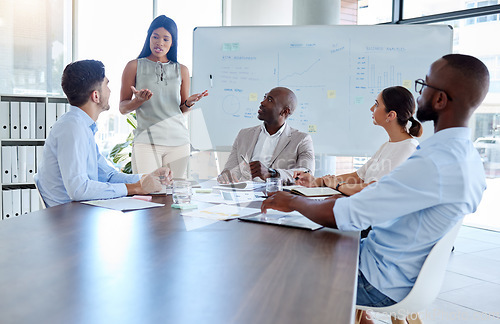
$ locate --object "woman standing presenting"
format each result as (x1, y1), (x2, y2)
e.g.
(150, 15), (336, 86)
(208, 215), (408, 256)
(295, 86), (422, 196)
(120, 15), (208, 178)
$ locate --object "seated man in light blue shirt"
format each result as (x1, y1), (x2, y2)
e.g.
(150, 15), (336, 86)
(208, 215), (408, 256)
(36, 60), (172, 207)
(260, 54), (490, 324)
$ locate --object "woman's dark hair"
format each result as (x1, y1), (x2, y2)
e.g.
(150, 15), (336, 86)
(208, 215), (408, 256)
(138, 15), (178, 62)
(61, 60), (105, 107)
(382, 86), (422, 137)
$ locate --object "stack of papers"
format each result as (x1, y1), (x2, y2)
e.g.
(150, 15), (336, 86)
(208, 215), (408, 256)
(213, 181), (266, 191)
(239, 210), (323, 230)
(81, 197), (165, 211)
(182, 204), (260, 221)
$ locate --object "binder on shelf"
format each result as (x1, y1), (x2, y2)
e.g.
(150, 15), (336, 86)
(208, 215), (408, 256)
(2, 190), (13, 219)
(21, 188), (31, 215)
(0, 101), (10, 139)
(17, 146), (27, 183)
(26, 146), (36, 183)
(46, 102), (57, 136)
(56, 102), (66, 120)
(36, 146), (44, 172)
(10, 146), (19, 183)
(35, 102), (46, 139)
(20, 102), (30, 139)
(29, 102), (37, 139)
(2, 146), (12, 183)
(30, 188), (41, 212)
(12, 189), (21, 217)
(10, 102), (20, 139)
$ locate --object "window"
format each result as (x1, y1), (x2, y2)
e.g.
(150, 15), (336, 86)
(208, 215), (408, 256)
(357, 0), (393, 24)
(77, 0), (153, 155)
(157, 0), (223, 74)
(0, 0), (72, 95)
(77, 0), (222, 157)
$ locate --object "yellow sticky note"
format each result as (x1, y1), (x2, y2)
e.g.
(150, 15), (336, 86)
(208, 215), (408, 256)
(402, 80), (412, 89)
(249, 93), (258, 101)
(327, 90), (336, 99)
(308, 125), (317, 133)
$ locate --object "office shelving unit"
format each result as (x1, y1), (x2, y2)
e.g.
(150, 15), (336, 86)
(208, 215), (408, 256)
(0, 94), (68, 219)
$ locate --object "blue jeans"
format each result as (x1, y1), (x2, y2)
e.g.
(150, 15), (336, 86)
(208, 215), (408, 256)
(356, 270), (397, 307)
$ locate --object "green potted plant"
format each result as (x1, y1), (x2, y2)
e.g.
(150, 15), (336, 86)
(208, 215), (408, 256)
(109, 113), (136, 174)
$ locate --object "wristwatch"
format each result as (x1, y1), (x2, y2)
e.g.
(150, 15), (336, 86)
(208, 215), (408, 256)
(268, 168), (279, 178)
(335, 181), (346, 191)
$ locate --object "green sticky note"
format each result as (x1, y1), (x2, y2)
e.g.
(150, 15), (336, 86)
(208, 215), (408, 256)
(172, 203), (198, 209)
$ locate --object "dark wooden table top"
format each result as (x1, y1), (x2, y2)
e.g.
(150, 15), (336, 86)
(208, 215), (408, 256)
(0, 194), (359, 324)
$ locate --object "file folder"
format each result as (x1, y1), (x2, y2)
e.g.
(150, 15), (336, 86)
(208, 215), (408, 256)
(56, 103), (66, 120)
(30, 188), (40, 212)
(35, 102), (46, 139)
(12, 189), (21, 217)
(2, 190), (13, 219)
(26, 146), (36, 183)
(0, 101), (9, 139)
(10, 146), (19, 183)
(46, 102), (57, 136)
(17, 146), (27, 183)
(20, 102), (30, 139)
(10, 102), (20, 139)
(29, 102), (37, 139)
(36, 146), (44, 172)
(21, 188), (31, 215)
(2, 146), (11, 183)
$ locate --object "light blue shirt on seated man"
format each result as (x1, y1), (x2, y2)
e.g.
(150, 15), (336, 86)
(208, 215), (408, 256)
(334, 127), (486, 302)
(37, 106), (141, 207)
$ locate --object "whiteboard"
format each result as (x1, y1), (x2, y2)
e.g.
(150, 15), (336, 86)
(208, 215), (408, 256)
(190, 25), (452, 156)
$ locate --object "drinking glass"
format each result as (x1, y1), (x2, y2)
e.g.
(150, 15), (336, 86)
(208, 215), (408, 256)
(266, 177), (283, 196)
(172, 180), (192, 204)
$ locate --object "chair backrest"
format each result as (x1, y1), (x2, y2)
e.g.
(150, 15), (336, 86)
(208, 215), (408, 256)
(33, 173), (47, 209)
(357, 219), (463, 316)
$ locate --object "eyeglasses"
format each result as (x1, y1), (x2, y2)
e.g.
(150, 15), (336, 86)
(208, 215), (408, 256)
(414, 79), (453, 101)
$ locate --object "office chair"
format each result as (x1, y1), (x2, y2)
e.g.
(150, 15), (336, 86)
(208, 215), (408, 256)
(33, 173), (47, 209)
(355, 219), (463, 324)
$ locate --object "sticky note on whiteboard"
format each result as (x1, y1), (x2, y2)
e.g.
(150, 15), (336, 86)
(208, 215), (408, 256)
(249, 93), (258, 101)
(327, 90), (336, 99)
(354, 96), (364, 105)
(222, 43), (240, 51)
(402, 80), (412, 89)
(308, 125), (317, 133)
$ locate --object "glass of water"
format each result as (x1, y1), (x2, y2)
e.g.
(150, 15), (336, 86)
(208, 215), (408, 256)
(172, 180), (192, 204)
(266, 177), (282, 196)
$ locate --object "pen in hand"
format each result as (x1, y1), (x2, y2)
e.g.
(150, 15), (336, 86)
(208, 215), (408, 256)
(294, 170), (310, 181)
(240, 155), (249, 164)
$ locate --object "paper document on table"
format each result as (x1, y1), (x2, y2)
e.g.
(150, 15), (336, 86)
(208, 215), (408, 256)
(213, 181), (266, 191)
(192, 191), (263, 205)
(182, 204), (260, 220)
(239, 210), (323, 230)
(81, 197), (164, 211)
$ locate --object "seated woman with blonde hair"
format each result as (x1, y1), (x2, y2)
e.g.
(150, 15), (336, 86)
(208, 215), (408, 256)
(295, 86), (422, 197)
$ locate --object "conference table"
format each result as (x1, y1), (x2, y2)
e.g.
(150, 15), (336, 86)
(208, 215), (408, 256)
(0, 186), (360, 324)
